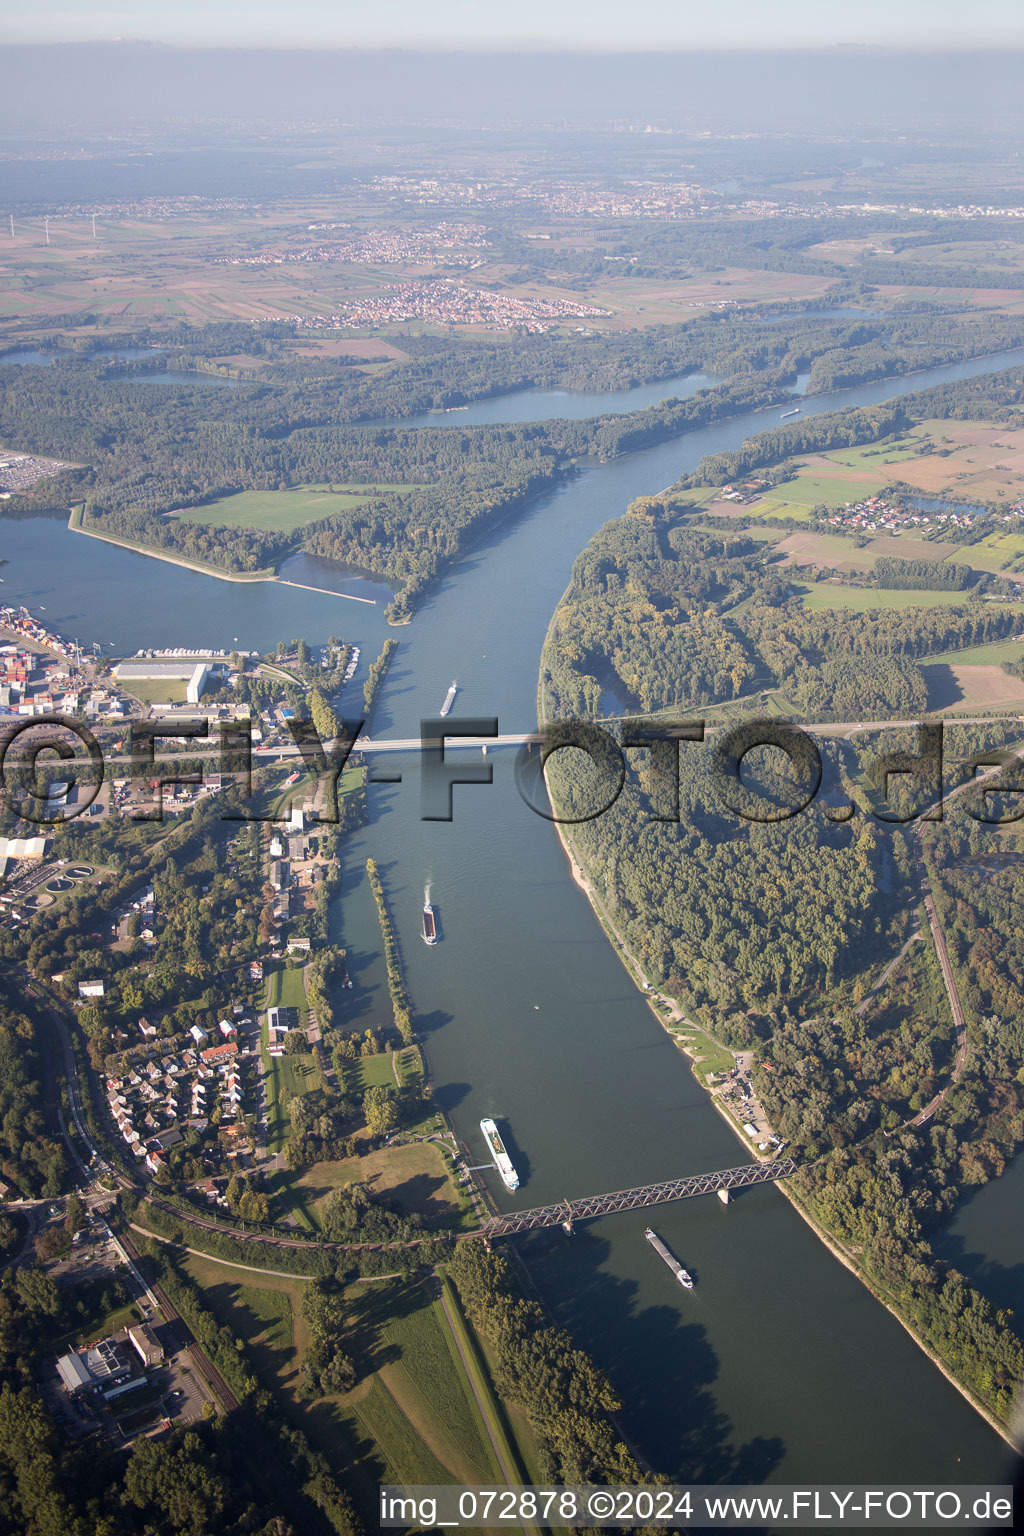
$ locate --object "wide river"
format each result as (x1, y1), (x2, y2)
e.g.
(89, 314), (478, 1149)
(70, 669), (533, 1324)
(5, 347), (1024, 1484)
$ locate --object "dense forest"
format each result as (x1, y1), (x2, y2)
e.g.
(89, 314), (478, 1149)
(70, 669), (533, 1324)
(541, 501), (1021, 724)
(540, 481), (1024, 1426)
(0, 996), (68, 1198)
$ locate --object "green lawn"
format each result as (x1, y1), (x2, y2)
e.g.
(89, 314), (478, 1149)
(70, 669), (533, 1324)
(956, 531), (1024, 573)
(670, 1022), (736, 1081)
(437, 1278), (527, 1482)
(343, 1375), (451, 1484)
(277, 1052), (323, 1100)
(282, 1140), (469, 1231)
(393, 1045), (425, 1087)
(795, 581), (996, 613)
(917, 638), (1024, 668)
(337, 765), (364, 799)
(182, 1255), (308, 1392)
(354, 1051), (397, 1090)
(178, 1271), (515, 1505)
(376, 1285), (501, 1481)
(119, 677), (189, 705)
(761, 473), (883, 508)
(180, 485), (411, 534)
(747, 499), (814, 523)
(267, 962), (308, 1011)
(821, 441), (922, 472)
(261, 963), (319, 1161)
(51, 1299), (140, 1353)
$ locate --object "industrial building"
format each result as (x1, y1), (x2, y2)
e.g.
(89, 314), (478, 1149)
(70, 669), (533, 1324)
(128, 1323), (164, 1367)
(56, 1337), (144, 1401)
(0, 834), (49, 880)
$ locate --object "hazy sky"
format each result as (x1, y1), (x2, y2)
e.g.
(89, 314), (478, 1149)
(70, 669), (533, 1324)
(11, 0), (1024, 50)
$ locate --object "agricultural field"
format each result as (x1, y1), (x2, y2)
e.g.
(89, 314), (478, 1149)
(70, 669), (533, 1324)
(794, 582), (989, 614)
(876, 285), (1024, 312)
(806, 235), (1024, 273)
(882, 239), (1024, 273)
(175, 484), (411, 534)
(287, 337), (411, 363)
(0, 207), (843, 337)
(954, 529), (1024, 574)
(916, 637), (1024, 668)
(0, 212), (432, 325)
(772, 530), (959, 573)
(805, 233), (919, 263)
(921, 662), (1024, 714)
(513, 267), (833, 327)
(887, 419), (1024, 503)
(700, 422), (1024, 541)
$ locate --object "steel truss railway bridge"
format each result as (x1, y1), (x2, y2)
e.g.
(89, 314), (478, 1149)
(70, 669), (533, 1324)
(481, 1158), (801, 1238)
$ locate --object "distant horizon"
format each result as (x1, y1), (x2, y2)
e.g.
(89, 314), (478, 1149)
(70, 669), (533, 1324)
(12, 0), (1024, 52)
(8, 38), (1024, 56)
(3, 39), (1021, 137)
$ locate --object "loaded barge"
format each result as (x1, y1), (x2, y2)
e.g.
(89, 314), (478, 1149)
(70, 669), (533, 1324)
(644, 1226), (694, 1289)
(422, 903), (438, 945)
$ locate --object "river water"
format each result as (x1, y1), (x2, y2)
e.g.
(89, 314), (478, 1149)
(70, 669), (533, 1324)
(374, 370), (717, 429)
(5, 346), (1024, 1483)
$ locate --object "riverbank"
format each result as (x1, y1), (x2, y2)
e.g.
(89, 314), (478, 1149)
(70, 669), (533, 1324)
(536, 593), (1020, 1451)
(776, 1180), (1018, 1450)
(549, 762), (1018, 1449)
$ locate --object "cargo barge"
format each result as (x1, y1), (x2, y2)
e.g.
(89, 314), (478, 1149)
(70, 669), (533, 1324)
(440, 681), (458, 717)
(644, 1226), (694, 1289)
(422, 903), (438, 945)
(480, 1117), (519, 1191)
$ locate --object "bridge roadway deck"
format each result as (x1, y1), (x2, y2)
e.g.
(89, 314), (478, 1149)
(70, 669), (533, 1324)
(482, 1157), (800, 1238)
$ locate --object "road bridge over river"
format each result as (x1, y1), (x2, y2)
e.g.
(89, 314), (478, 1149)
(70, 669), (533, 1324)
(481, 1157), (801, 1238)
